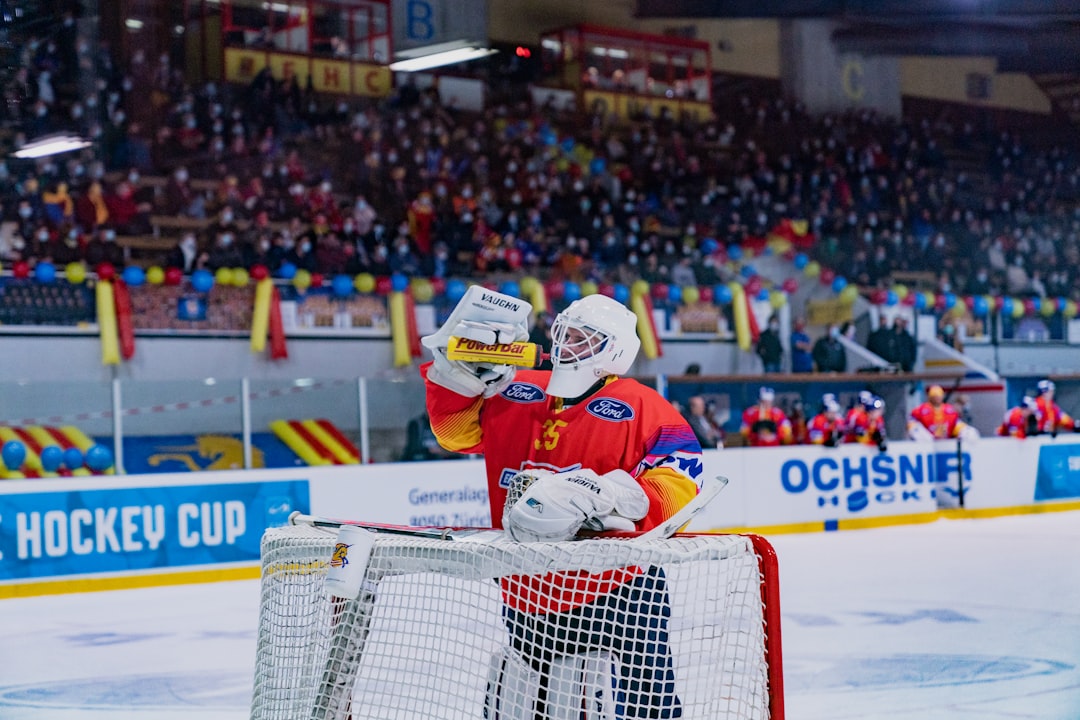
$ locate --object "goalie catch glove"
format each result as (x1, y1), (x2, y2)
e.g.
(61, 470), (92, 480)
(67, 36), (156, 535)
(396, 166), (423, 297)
(421, 286), (531, 398)
(502, 468), (650, 543)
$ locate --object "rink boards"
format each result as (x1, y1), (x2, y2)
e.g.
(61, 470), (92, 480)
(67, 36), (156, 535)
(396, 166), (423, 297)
(2, 436), (1080, 597)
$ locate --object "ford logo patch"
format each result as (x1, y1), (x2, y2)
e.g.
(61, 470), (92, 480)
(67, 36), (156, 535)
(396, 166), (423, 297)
(501, 382), (546, 403)
(586, 397), (635, 422)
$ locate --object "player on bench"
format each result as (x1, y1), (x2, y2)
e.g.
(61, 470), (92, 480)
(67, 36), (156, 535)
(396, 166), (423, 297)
(421, 288), (704, 719)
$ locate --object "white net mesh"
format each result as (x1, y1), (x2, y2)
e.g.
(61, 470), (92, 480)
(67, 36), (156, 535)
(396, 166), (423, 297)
(251, 525), (778, 720)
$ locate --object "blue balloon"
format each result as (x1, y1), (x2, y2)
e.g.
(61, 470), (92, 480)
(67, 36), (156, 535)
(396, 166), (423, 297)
(740, 264), (757, 279)
(541, 129), (558, 146)
(445, 279), (467, 302)
(727, 245), (744, 262)
(391, 273), (409, 293)
(278, 262), (298, 280)
(563, 281), (582, 302)
(973, 296), (989, 318)
(331, 274), (353, 298)
(85, 444), (114, 472)
(757, 288), (769, 302)
(668, 284), (682, 304)
(1001, 296), (1014, 317)
(793, 252), (809, 269)
(944, 292), (957, 310)
(498, 281), (521, 298)
(613, 284), (630, 304)
(122, 265), (146, 287)
(560, 137), (576, 153)
(1058, 296), (1068, 312)
(1, 440), (26, 470)
(715, 284), (734, 305)
(886, 290), (899, 306)
(40, 445), (63, 473)
(831, 276), (848, 294)
(63, 447), (84, 471)
(35, 261), (57, 283)
(589, 157), (606, 175)
(191, 268), (214, 293)
(915, 293), (928, 311)
(1031, 297), (1041, 314)
(700, 238), (719, 255)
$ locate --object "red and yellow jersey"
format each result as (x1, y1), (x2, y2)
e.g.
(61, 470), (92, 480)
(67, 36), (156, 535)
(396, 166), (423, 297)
(909, 402), (965, 439)
(806, 413), (844, 445)
(1035, 396), (1073, 435)
(844, 407), (886, 445)
(422, 363), (703, 614)
(997, 407), (1034, 438)
(739, 405), (792, 446)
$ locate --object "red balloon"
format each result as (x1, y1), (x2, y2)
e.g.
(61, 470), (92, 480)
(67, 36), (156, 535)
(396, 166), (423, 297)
(651, 283), (670, 301)
(744, 276), (762, 296)
(935, 294), (947, 311)
(1023, 298), (1036, 315)
(901, 291), (917, 306)
(871, 289), (888, 306)
(96, 262), (116, 281)
(374, 275), (392, 295)
(12, 261), (30, 279)
(964, 295), (975, 311)
(545, 280), (565, 300)
(429, 277), (446, 296)
(819, 268), (835, 286)
(250, 264), (269, 281)
(310, 273), (324, 289)
(995, 296), (1005, 311)
(781, 277), (799, 294)
(164, 267), (184, 286)
(699, 286), (714, 303)
(598, 283), (615, 298)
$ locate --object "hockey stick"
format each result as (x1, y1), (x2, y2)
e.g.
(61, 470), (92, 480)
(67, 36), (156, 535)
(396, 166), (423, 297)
(638, 474), (729, 540)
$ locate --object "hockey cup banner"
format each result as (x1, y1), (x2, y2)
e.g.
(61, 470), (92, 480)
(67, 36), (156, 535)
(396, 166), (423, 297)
(0, 480), (309, 581)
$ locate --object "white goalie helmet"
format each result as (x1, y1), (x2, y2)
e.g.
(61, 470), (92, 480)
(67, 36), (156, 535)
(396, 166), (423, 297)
(546, 294), (641, 398)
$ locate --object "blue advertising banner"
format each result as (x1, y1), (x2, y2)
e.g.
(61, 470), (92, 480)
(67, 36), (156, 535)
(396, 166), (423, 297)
(0, 480), (309, 580)
(120, 433), (302, 474)
(1035, 443), (1080, 501)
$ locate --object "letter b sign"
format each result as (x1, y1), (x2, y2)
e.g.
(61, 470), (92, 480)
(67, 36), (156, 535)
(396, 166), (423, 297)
(407, 0), (434, 41)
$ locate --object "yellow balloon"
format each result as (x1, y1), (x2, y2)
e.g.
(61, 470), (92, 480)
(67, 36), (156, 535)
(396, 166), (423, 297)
(891, 284), (909, 300)
(215, 267), (233, 286)
(411, 277), (434, 303)
(923, 292), (937, 309)
(1065, 300), (1078, 319)
(682, 285), (700, 305)
(581, 280), (598, 297)
(839, 284), (859, 304)
(232, 268), (250, 287)
(65, 262), (87, 284)
(1011, 297), (1025, 319)
(1041, 297), (1058, 317)
(354, 273), (375, 293)
(769, 290), (787, 309)
(145, 266), (164, 285)
(631, 279), (650, 297)
(519, 276), (539, 297)
(803, 261), (821, 279)
(293, 269), (312, 291)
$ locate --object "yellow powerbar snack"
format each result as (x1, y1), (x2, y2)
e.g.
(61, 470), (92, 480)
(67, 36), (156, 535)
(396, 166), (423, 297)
(446, 336), (544, 368)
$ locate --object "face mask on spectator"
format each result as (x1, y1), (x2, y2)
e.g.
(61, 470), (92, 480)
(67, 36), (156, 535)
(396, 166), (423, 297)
(628, 253), (639, 265)
(259, 239), (270, 252)
(19, 206), (32, 219)
(387, 152), (398, 164)
(300, 241), (311, 253)
(222, 211), (233, 224)
(182, 236), (196, 251)
(104, 230), (116, 242)
(176, 169), (188, 182)
(37, 229), (49, 241)
(12, 237), (25, 251)
(221, 234), (234, 247)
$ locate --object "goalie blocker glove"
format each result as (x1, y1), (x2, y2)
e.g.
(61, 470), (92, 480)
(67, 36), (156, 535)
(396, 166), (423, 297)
(503, 468), (650, 543)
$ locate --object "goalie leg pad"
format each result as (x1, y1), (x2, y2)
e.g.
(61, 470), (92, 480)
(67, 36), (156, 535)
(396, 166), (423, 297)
(484, 648), (541, 720)
(546, 651), (623, 720)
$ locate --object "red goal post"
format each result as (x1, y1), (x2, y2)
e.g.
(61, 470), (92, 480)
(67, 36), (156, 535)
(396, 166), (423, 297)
(250, 522), (784, 720)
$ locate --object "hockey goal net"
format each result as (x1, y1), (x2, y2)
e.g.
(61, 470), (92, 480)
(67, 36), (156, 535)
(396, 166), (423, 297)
(250, 523), (783, 720)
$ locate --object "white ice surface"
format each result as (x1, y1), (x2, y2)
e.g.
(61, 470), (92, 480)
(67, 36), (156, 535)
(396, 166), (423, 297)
(1, 511), (1078, 719)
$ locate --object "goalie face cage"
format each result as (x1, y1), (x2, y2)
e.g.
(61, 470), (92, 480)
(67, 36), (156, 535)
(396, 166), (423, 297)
(250, 526), (784, 720)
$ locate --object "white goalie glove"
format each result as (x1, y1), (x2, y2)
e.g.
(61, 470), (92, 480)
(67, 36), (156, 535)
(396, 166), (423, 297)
(502, 468), (650, 543)
(421, 286), (532, 398)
